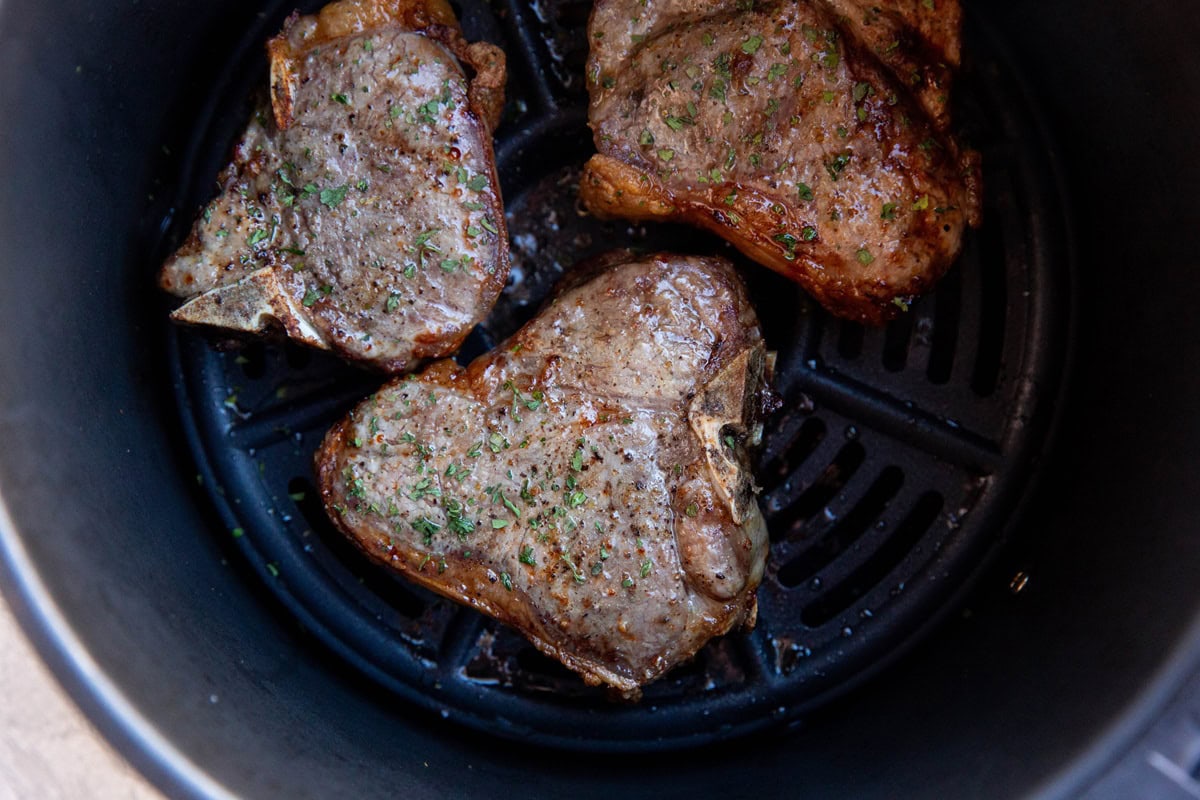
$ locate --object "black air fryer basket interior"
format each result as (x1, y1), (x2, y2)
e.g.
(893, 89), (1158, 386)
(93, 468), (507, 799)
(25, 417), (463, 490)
(3, 1), (1200, 797)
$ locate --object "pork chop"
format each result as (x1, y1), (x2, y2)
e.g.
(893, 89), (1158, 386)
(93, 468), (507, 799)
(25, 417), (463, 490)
(581, 0), (981, 325)
(316, 251), (771, 695)
(159, 0), (509, 372)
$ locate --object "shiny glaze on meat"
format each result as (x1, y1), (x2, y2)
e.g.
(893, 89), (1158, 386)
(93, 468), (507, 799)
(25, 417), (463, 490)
(159, 0), (508, 372)
(581, 0), (980, 324)
(316, 252), (771, 695)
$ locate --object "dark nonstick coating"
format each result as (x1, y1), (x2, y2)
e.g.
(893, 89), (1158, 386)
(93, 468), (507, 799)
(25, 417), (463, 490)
(2, 1), (1200, 797)
(162, 0), (1066, 750)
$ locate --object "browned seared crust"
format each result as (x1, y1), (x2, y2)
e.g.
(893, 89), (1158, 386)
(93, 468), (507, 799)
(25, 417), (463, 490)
(316, 253), (771, 695)
(582, 0), (980, 325)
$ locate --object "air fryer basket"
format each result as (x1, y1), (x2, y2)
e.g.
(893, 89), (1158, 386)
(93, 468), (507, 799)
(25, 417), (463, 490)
(2, 0), (1200, 798)
(165, 0), (1065, 749)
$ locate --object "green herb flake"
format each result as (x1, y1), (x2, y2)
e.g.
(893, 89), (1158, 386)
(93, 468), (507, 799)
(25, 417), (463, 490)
(331, 93), (350, 105)
(801, 226), (818, 241)
(657, 148), (675, 162)
(912, 195), (931, 211)
(685, 503), (699, 518)
(797, 182), (814, 202)
(519, 547), (536, 566)
(710, 78), (727, 103)
(385, 293), (400, 313)
(881, 202), (898, 220)
(561, 555), (587, 584)
(491, 518), (508, 529)
(825, 153), (851, 181)
(856, 248), (875, 265)
(319, 184), (349, 209)
(302, 288), (320, 307)
(622, 576), (635, 588)
(247, 229), (269, 247)
(500, 572), (513, 591)
(231, 527), (245, 538)
(466, 174), (488, 192)
(640, 559), (653, 577)
(480, 217), (499, 235)
(741, 35), (763, 55)
(412, 517), (442, 545)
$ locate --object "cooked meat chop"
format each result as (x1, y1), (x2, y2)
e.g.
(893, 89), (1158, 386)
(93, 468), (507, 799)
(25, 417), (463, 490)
(159, 0), (509, 372)
(316, 252), (771, 695)
(581, 0), (981, 325)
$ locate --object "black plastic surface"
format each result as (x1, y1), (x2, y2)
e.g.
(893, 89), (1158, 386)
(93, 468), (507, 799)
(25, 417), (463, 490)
(162, 0), (1067, 749)
(2, 0), (1200, 798)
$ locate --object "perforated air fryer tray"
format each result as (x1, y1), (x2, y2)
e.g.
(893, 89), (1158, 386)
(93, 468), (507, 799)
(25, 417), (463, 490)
(161, 0), (1069, 750)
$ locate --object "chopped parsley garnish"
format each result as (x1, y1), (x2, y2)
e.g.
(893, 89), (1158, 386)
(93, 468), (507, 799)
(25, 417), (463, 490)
(331, 93), (350, 105)
(319, 184), (349, 208)
(741, 35), (763, 54)
(412, 517), (441, 545)
(500, 572), (513, 591)
(797, 182), (814, 202)
(881, 202), (899, 220)
(825, 153), (852, 181)
(561, 555), (586, 584)
(856, 248), (875, 265)
(519, 546), (536, 566)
